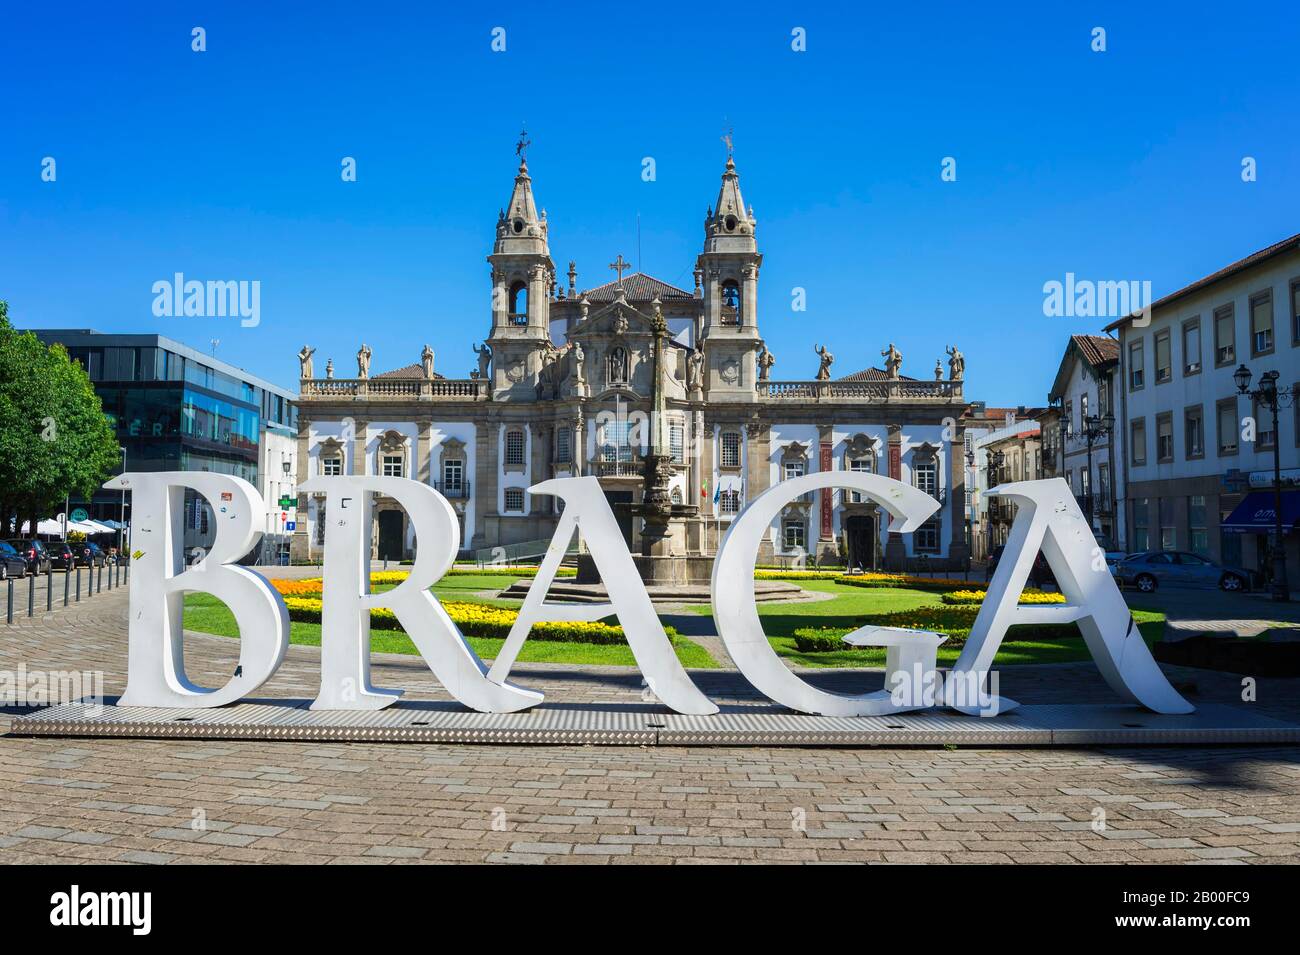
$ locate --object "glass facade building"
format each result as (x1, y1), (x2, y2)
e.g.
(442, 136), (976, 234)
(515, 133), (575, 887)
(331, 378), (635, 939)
(29, 330), (297, 552)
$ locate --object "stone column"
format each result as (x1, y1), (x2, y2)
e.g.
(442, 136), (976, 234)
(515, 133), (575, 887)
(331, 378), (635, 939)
(947, 423), (970, 570)
(291, 414), (312, 562)
(351, 420), (369, 476)
(884, 424), (906, 570)
(417, 420), (432, 486)
(741, 265), (758, 327)
(817, 424), (835, 561)
(528, 265), (548, 331)
(470, 420), (494, 550)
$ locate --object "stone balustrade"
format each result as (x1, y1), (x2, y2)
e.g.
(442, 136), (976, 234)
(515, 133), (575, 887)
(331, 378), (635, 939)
(299, 378), (488, 401)
(757, 379), (963, 402)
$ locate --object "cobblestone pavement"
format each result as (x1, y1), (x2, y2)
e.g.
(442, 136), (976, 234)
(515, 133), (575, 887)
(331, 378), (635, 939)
(1, 587), (1299, 864)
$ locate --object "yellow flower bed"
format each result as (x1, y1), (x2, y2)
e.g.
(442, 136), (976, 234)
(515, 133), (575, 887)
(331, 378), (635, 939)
(278, 595), (653, 646)
(836, 573), (974, 592)
(942, 589), (1066, 605)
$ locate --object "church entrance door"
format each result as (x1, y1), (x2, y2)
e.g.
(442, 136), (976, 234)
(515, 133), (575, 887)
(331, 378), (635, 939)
(845, 514), (876, 571)
(377, 510), (405, 561)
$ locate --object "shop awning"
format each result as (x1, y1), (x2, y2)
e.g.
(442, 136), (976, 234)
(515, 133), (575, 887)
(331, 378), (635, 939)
(1222, 490), (1300, 533)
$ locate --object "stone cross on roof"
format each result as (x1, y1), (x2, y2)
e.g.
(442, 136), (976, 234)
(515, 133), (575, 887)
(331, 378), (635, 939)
(609, 254), (632, 286)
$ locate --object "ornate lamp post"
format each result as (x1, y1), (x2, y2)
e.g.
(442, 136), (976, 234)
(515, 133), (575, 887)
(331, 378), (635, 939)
(1235, 364), (1291, 601)
(965, 448), (976, 563)
(1074, 411), (1115, 531)
(986, 450), (1004, 555)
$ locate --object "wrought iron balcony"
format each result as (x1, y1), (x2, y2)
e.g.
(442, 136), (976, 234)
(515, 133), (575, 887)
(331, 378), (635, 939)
(435, 480), (471, 499)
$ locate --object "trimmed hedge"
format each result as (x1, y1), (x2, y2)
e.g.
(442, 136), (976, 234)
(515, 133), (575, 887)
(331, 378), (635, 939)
(835, 573), (975, 593)
(940, 589), (1065, 606)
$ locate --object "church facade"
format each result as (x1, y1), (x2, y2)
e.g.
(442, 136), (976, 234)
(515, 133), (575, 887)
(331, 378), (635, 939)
(291, 151), (971, 569)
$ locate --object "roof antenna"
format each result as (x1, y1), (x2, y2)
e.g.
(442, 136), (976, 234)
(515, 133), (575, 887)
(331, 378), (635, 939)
(637, 213), (642, 273)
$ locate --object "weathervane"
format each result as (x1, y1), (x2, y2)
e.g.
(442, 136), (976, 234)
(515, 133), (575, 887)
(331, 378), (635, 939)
(515, 126), (531, 162)
(721, 125), (734, 159)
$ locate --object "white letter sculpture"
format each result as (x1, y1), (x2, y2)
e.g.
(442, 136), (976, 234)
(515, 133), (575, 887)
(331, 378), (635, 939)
(713, 471), (942, 716)
(950, 478), (1192, 715)
(107, 472), (289, 707)
(488, 477), (718, 715)
(302, 476), (542, 712)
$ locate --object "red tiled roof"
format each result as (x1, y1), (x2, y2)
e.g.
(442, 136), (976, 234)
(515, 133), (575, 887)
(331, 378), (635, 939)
(581, 272), (695, 303)
(839, 366), (918, 382)
(373, 363), (444, 380)
(1071, 334), (1119, 368)
(1105, 232), (1300, 331)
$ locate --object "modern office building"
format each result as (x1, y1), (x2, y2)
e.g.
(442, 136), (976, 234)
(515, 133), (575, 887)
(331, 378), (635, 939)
(29, 329), (298, 559)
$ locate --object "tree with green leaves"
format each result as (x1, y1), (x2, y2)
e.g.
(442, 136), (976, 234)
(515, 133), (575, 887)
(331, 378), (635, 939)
(0, 301), (122, 536)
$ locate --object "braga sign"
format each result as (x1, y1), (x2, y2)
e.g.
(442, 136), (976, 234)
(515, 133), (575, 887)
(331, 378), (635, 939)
(102, 471), (1193, 719)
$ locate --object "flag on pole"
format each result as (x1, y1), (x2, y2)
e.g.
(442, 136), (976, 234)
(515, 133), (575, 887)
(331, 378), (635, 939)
(701, 478), (709, 500)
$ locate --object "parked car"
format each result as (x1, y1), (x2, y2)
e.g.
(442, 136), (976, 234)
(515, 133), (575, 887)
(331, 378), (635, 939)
(985, 545), (1058, 589)
(5, 539), (51, 575)
(1111, 551), (1249, 593)
(0, 542), (28, 580)
(75, 542), (107, 568)
(46, 540), (77, 571)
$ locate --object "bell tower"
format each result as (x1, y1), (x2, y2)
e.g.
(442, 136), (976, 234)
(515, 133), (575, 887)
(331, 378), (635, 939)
(486, 135), (556, 399)
(697, 153), (765, 401)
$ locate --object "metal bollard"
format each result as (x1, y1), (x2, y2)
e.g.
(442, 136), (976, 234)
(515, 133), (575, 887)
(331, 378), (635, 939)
(97, 564), (103, 594)
(27, 573), (35, 617)
(46, 566), (53, 612)
(75, 566), (81, 602)
(64, 566), (70, 606)
(6, 577), (12, 624)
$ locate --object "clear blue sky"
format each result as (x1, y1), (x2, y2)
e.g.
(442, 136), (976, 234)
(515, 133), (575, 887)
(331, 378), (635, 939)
(2, 2), (1296, 405)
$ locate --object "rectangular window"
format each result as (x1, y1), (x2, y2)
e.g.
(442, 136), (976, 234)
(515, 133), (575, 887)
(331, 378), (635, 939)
(1130, 418), (1147, 466)
(719, 488), (740, 514)
(443, 459), (464, 491)
(915, 517), (940, 553)
(1128, 339), (1145, 390)
(720, 431), (741, 468)
(1292, 280), (1300, 345)
(1184, 405), (1204, 459)
(913, 460), (938, 498)
(1251, 290), (1274, 355)
(1189, 495), (1209, 556)
(1214, 304), (1236, 366)
(1161, 519), (1176, 551)
(1217, 398), (1239, 456)
(1255, 398), (1277, 449)
(782, 520), (806, 551)
(1080, 393), (1089, 423)
(1182, 319), (1201, 375)
(1080, 466), (1091, 497)
(848, 456), (871, 502)
(381, 454), (403, 478)
(783, 458), (806, 481)
(1132, 498), (1149, 552)
(505, 429), (525, 466)
(669, 423), (684, 464)
(1154, 329), (1171, 383)
(555, 427), (571, 464)
(504, 487), (525, 512)
(1156, 412), (1174, 462)
(322, 456), (342, 476)
(1098, 462), (1110, 501)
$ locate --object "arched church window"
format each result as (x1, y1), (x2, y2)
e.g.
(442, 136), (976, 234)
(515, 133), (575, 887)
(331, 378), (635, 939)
(509, 282), (528, 325)
(721, 281), (741, 325)
(607, 346), (629, 384)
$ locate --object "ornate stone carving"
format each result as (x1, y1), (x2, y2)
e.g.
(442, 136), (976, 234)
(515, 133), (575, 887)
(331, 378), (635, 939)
(356, 343), (372, 379)
(298, 345), (316, 380)
(946, 344), (965, 380)
(882, 343), (902, 379)
(814, 344), (834, 381)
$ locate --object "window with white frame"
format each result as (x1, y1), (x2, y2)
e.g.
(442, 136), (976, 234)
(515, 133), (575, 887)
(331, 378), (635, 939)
(504, 429), (525, 466)
(321, 455), (342, 476)
(783, 458), (805, 482)
(669, 423), (684, 463)
(915, 517), (940, 553)
(381, 454), (404, 478)
(442, 459), (464, 492)
(720, 431), (741, 468)
(783, 519), (806, 551)
(503, 487), (525, 512)
(913, 459), (938, 498)
(848, 454), (873, 503)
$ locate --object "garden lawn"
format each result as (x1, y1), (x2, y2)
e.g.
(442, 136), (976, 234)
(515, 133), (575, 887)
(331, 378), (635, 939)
(182, 592), (717, 668)
(688, 578), (1167, 668)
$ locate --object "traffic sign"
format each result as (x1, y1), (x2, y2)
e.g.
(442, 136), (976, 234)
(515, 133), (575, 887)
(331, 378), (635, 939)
(285, 521), (296, 531)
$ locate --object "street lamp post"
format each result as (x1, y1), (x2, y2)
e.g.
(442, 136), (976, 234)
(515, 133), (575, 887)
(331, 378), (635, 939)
(118, 447), (127, 557)
(965, 448), (976, 565)
(1074, 411), (1115, 532)
(1235, 364), (1291, 602)
(986, 450), (1004, 556)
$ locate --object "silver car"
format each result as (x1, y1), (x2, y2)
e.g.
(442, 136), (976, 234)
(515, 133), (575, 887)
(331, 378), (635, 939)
(1112, 551), (1249, 593)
